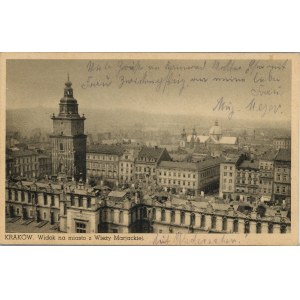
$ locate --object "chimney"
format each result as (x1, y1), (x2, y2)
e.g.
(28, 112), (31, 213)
(227, 204), (234, 216)
(274, 210), (281, 222)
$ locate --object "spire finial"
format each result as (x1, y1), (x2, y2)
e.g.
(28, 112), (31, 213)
(68, 73), (70, 82)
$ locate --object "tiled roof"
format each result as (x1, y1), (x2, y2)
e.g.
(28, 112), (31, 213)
(137, 146), (165, 161)
(9, 150), (38, 157)
(222, 155), (240, 164)
(186, 135), (237, 145)
(158, 161), (199, 171)
(159, 157), (222, 171)
(198, 157), (223, 170)
(108, 191), (127, 198)
(88, 144), (125, 156)
(259, 149), (277, 161)
(219, 136), (237, 144)
(238, 160), (259, 170)
(274, 149), (291, 162)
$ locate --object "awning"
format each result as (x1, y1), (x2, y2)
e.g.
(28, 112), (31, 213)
(261, 195), (271, 202)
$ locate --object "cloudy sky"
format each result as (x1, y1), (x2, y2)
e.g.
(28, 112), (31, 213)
(6, 59), (291, 122)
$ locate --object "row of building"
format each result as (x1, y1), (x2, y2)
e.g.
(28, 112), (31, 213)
(87, 144), (221, 196)
(5, 179), (291, 234)
(6, 148), (52, 179)
(219, 148), (291, 205)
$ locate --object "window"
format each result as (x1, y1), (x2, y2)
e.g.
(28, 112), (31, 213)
(161, 209), (166, 221)
(180, 212), (185, 224)
(14, 191), (18, 201)
(60, 143), (63, 151)
(224, 166), (227, 170)
(21, 191), (25, 202)
(43, 193), (48, 205)
(70, 194), (75, 206)
(51, 194), (55, 206)
(87, 196), (91, 208)
(171, 211), (175, 223)
(256, 223), (262, 234)
(110, 209), (114, 222)
(76, 222), (86, 233)
(201, 215), (206, 228)
(152, 208), (156, 220)
(190, 213), (195, 226)
(233, 219), (239, 233)
(224, 172), (227, 176)
(119, 211), (123, 223)
(211, 216), (216, 229)
(78, 196), (83, 207)
(280, 225), (286, 234)
(222, 217), (227, 231)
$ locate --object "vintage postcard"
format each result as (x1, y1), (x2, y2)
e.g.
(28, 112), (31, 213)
(0, 53), (298, 245)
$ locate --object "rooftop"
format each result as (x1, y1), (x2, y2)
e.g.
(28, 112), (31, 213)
(108, 191), (127, 198)
(137, 146), (166, 161)
(88, 144), (125, 156)
(259, 149), (277, 161)
(238, 160), (259, 170)
(159, 161), (199, 171)
(159, 157), (222, 171)
(274, 149), (291, 162)
(8, 149), (38, 158)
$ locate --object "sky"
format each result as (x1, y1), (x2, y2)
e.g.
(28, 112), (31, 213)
(6, 59), (291, 123)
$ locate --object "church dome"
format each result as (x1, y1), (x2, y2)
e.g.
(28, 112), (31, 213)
(209, 120), (222, 135)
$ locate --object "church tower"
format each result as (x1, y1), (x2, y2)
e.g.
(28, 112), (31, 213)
(50, 76), (87, 181)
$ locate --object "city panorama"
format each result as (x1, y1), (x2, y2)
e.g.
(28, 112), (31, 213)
(5, 58), (292, 234)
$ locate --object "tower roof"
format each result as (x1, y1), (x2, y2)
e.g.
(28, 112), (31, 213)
(209, 120), (222, 135)
(65, 73), (72, 87)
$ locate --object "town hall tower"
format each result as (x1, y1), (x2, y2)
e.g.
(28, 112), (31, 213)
(50, 76), (87, 181)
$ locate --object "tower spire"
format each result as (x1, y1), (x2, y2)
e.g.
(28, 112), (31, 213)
(68, 72), (70, 82)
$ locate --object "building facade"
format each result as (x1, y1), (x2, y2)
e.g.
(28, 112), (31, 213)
(50, 78), (87, 181)
(38, 154), (52, 179)
(6, 179), (291, 234)
(157, 161), (200, 195)
(86, 145), (125, 187)
(135, 146), (172, 183)
(235, 160), (260, 202)
(219, 156), (241, 200)
(258, 151), (276, 201)
(273, 137), (291, 150)
(273, 149), (291, 205)
(6, 150), (39, 179)
(119, 149), (136, 184)
(157, 158), (221, 196)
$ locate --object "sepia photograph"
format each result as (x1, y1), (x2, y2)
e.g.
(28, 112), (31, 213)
(0, 53), (298, 245)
